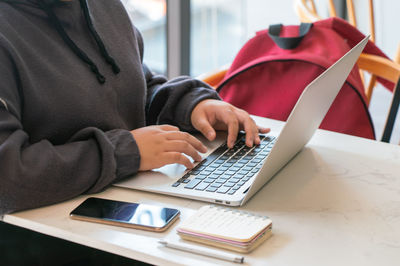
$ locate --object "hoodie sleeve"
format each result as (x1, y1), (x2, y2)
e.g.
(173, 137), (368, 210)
(134, 27), (221, 131)
(142, 65), (221, 131)
(0, 49), (140, 216)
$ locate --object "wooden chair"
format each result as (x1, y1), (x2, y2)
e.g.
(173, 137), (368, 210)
(293, 0), (400, 142)
(294, 0), (400, 104)
(197, 66), (228, 89)
(199, 0), (400, 143)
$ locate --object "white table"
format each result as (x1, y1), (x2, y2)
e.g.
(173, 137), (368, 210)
(3, 117), (400, 266)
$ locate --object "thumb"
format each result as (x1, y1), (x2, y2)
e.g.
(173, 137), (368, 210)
(193, 116), (216, 141)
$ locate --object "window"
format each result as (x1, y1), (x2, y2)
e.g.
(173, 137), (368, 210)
(122, 0), (167, 75)
(190, 0), (246, 77)
(190, 0), (299, 77)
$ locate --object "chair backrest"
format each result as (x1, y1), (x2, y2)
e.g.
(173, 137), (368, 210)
(199, 2), (400, 143)
(293, 0), (400, 143)
(294, 0), (375, 40)
(294, 0), (400, 103)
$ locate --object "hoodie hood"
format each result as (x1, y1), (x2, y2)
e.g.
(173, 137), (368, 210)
(0, 0), (120, 84)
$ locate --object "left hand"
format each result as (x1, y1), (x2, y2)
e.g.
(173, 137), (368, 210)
(191, 99), (270, 148)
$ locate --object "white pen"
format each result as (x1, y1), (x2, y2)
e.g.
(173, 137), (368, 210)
(158, 239), (244, 264)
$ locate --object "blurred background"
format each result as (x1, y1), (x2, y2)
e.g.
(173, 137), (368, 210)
(121, 0), (400, 143)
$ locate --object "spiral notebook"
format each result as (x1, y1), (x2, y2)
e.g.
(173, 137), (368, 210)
(176, 205), (272, 253)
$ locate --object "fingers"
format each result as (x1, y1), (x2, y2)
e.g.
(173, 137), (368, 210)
(165, 131), (207, 153)
(218, 108), (252, 148)
(161, 129), (207, 169)
(161, 152), (194, 169)
(193, 116), (216, 141)
(191, 100), (271, 150)
(242, 115), (259, 146)
(164, 140), (203, 162)
(132, 125), (208, 170)
(159, 124), (180, 131)
(221, 108), (270, 148)
(239, 113), (273, 146)
(258, 126), (271, 134)
(225, 113), (239, 148)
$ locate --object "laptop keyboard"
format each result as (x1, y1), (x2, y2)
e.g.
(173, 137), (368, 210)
(171, 133), (276, 195)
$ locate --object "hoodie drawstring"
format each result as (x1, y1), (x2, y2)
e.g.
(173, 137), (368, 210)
(38, 0), (107, 83)
(79, 0), (120, 75)
(2, 0), (121, 84)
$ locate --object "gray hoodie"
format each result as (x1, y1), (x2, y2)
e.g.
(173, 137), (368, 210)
(0, 0), (219, 215)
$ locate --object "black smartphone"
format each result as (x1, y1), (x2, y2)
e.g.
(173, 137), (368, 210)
(69, 197), (180, 232)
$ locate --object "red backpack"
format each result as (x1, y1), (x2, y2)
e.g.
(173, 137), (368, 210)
(217, 17), (395, 140)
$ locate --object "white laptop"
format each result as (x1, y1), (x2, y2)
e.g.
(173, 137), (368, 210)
(115, 36), (369, 206)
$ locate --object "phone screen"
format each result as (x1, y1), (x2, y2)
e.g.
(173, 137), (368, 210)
(70, 197), (180, 231)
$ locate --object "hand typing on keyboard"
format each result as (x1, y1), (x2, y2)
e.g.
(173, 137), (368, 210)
(191, 99), (270, 148)
(131, 125), (207, 170)
(132, 100), (270, 171)
(172, 133), (276, 194)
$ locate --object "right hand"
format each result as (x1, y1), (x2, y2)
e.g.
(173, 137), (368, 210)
(130, 125), (207, 171)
